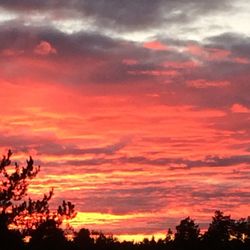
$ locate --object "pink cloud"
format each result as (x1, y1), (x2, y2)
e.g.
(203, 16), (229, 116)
(186, 44), (231, 61)
(122, 59), (138, 65)
(143, 41), (168, 51)
(206, 48), (231, 61)
(231, 103), (250, 113)
(186, 79), (230, 88)
(233, 57), (250, 64)
(163, 60), (200, 69)
(128, 70), (179, 77)
(34, 41), (57, 56)
(2, 49), (24, 56)
(186, 44), (205, 57)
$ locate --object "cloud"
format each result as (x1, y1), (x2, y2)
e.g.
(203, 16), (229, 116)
(1, 48), (24, 56)
(0, 132), (128, 157)
(0, 24), (249, 110)
(34, 40), (57, 55)
(43, 154), (250, 169)
(0, 0), (232, 33)
(143, 41), (169, 51)
(231, 103), (250, 113)
(35, 140), (127, 156)
(186, 79), (230, 88)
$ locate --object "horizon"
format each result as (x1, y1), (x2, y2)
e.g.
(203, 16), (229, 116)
(0, 0), (250, 241)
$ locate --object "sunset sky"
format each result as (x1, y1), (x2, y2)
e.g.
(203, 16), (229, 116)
(1, 0), (250, 241)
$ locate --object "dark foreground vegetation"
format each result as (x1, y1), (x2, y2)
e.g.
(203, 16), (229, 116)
(1, 151), (250, 250)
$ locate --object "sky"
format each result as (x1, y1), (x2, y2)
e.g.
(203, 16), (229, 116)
(1, 0), (250, 241)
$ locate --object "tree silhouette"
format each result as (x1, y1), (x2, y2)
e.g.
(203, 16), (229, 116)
(0, 215), (24, 250)
(175, 217), (200, 241)
(0, 150), (76, 239)
(174, 217), (200, 250)
(165, 228), (174, 243)
(29, 219), (68, 250)
(74, 228), (94, 250)
(204, 210), (233, 242)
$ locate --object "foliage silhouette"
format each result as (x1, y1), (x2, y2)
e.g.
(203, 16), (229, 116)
(0, 150), (76, 240)
(29, 219), (68, 250)
(0, 215), (24, 250)
(74, 228), (94, 250)
(174, 217), (200, 250)
(205, 210), (233, 242)
(175, 217), (200, 241)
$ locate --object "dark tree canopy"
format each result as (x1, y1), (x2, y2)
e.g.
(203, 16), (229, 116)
(204, 210), (233, 242)
(175, 217), (200, 241)
(0, 150), (76, 237)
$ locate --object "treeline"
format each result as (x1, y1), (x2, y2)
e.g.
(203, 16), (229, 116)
(1, 151), (250, 250)
(1, 210), (250, 250)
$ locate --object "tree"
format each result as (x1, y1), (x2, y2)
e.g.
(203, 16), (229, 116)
(230, 216), (250, 248)
(0, 150), (76, 238)
(165, 228), (174, 243)
(204, 210), (233, 242)
(174, 217), (200, 250)
(0, 216), (24, 250)
(29, 219), (68, 250)
(175, 217), (200, 241)
(74, 228), (94, 250)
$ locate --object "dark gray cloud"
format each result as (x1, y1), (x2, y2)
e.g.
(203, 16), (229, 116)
(0, 23), (161, 86)
(205, 32), (250, 54)
(0, 0), (232, 32)
(44, 153), (250, 168)
(117, 154), (250, 168)
(0, 133), (127, 157)
(79, 189), (166, 214)
(35, 141), (127, 156)
(0, 23), (121, 57)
